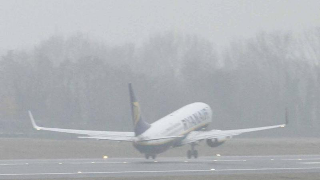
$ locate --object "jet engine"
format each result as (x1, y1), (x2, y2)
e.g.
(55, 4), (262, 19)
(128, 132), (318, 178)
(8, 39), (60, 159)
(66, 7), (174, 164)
(206, 137), (230, 148)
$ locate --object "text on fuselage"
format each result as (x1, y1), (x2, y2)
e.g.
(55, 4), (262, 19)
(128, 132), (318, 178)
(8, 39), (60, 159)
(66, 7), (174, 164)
(181, 108), (208, 130)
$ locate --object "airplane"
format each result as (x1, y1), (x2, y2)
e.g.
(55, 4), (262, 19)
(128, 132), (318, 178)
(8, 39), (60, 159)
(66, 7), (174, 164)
(29, 83), (288, 159)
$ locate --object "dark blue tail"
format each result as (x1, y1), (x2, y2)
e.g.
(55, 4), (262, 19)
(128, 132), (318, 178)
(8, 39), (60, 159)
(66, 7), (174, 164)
(129, 83), (151, 136)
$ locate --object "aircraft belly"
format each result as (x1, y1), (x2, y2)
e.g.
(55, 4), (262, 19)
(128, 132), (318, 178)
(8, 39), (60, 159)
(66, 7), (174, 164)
(133, 140), (175, 154)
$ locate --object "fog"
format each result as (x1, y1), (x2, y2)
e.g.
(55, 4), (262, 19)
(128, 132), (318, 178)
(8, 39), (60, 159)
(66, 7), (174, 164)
(0, 1), (320, 137)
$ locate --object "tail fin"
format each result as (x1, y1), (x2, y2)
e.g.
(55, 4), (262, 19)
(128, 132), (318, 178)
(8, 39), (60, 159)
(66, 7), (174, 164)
(129, 83), (151, 136)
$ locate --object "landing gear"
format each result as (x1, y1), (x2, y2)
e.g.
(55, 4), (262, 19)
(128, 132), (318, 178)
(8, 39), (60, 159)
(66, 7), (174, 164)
(187, 150), (198, 159)
(194, 150), (198, 158)
(145, 154), (157, 159)
(187, 150), (192, 159)
(187, 143), (198, 159)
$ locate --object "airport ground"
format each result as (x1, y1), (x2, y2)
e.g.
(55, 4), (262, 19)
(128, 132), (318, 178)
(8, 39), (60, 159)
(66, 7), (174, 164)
(0, 137), (319, 159)
(0, 137), (319, 180)
(21, 173), (320, 180)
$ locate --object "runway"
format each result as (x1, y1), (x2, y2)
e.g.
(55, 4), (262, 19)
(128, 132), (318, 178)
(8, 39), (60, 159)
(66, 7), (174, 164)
(0, 155), (320, 179)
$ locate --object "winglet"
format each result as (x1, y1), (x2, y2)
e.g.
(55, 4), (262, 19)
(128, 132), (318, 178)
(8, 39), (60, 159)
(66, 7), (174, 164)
(28, 111), (41, 130)
(285, 108), (289, 126)
(280, 108), (289, 128)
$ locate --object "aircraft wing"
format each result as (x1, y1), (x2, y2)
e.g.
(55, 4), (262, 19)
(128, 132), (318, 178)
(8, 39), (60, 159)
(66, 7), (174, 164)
(78, 135), (182, 141)
(28, 111), (135, 141)
(181, 123), (286, 145)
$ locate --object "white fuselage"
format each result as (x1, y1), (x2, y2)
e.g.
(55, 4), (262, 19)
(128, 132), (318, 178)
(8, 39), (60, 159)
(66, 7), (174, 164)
(133, 102), (212, 154)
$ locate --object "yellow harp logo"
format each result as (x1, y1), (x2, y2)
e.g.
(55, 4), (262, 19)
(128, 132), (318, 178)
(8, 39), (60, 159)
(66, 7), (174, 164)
(133, 102), (141, 125)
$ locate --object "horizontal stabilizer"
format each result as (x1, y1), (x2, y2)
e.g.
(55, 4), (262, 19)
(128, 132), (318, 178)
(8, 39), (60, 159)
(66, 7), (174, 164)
(78, 136), (135, 141)
(78, 135), (182, 142)
(138, 136), (183, 142)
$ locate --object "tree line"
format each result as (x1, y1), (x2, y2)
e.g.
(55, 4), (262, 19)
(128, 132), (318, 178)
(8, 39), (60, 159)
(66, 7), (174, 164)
(0, 29), (319, 136)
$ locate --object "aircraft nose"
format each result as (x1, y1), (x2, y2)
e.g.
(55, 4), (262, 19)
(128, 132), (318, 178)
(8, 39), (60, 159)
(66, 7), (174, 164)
(206, 105), (213, 122)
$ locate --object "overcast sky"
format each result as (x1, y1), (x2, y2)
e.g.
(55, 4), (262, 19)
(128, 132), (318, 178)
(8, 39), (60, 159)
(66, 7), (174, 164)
(1, 0), (320, 54)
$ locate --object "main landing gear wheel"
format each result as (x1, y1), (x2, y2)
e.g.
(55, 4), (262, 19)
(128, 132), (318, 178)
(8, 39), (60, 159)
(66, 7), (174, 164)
(187, 150), (192, 159)
(151, 155), (156, 159)
(187, 150), (198, 159)
(187, 143), (199, 159)
(145, 154), (157, 159)
(145, 154), (150, 159)
(194, 150), (198, 158)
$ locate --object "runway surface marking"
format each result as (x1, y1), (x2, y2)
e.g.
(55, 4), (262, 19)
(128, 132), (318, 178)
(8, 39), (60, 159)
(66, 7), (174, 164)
(301, 162), (320, 164)
(1, 155), (320, 178)
(0, 161), (131, 166)
(1, 167), (320, 176)
(282, 158), (320, 161)
(0, 159), (317, 166)
(0, 158), (313, 166)
(0, 163), (26, 166)
(213, 160), (246, 162)
(0, 157), (319, 166)
(215, 167), (320, 172)
(56, 161), (130, 165)
(0, 159), (249, 165)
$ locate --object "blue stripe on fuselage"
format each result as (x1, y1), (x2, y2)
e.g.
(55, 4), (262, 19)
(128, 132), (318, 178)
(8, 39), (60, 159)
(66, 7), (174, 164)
(133, 122), (209, 155)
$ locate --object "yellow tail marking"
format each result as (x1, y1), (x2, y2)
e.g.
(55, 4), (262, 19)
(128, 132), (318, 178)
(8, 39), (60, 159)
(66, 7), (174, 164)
(133, 102), (141, 125)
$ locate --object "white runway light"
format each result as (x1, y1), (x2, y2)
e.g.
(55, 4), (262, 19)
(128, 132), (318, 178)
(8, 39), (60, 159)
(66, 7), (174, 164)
(216, 154), (221, 157)
(103, 156), (108, 159)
